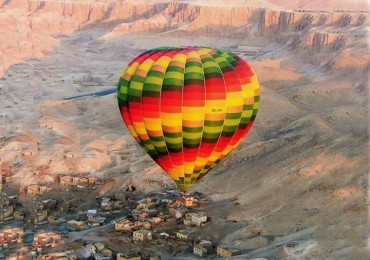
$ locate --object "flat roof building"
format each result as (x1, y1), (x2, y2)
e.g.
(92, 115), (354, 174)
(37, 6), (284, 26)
(217, 246), (241, 258)
(133, 229), (152, 242)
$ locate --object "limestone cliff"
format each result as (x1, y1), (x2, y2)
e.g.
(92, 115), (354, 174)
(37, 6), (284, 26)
(0, 0), (368, 76)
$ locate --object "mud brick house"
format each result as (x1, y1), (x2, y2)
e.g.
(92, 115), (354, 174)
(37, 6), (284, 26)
(217, 246), (241, 258)
(32, 232), (61, 249)
(0, 228), (23, 246)
(117, 253), (141, 260)
(191, 212), (208, 226)
(115, 219), (132, 231)
(193, 246), (207, 257)
(176, 229), (196, 240)
(133, 229), (152, 242)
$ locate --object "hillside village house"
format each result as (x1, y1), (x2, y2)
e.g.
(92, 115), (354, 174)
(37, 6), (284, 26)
(27, 184), (52, 195)
(8, 195), (18, 204)
(133, 221), (144, 229)
(169, 208), (185, 219)
(193, 239), (213, 256)
(79, 177), (89, 184)
(32, 251), (77, 259)
(13, 211), (25, 221)
(30, 210), (48, 224)
(86, 243), (97, 254)
(101, 248), (113, 258)
(72, 176), (80, 185)
(27, 185), (42, 195)
(142, 222), (151, 230)
(113, 200), (126, 208)
(183, 212), (193, 225)
(100, 198), (125, 211)
(156, 232), (169, 240)
(60, 175), (97, 186)
(13, 245), (31, 259)
(32, 232), (61, 249)
(39, 185), (52, 194)
(60, 176), (73, 186)
(87, 217), (106, 227)
(157, 213), (168, 222)
(193, 246), (207, 257)
(0, 193), (18, 206)
(101, 198), (114, 211)
(136, 201), (149, 210)
(117, 253), (141, 260)
(67, 220), (87, 231)
(48, 216), (58, 225)
(115, 219), (132, 231)
(84, 242), (113, 260)
(183, 218), (193, 226)
(94, 242), (105, 252)
(87, 209), (97, 219)
(0, 205), (14, 220)
(191, 212), (208, 226)
(184, 212), (193, 220)
(176, 229), (195, 240)
(217, 246), (241, 258)
(197, 240), (213, 250)
(34, 199), (57, 213)
(133, 229), (152, 242)
(0, 228), (23, 246)
(94, 253), (111, 260)
(89, 177), (97, 185)
(177, 195), (197, 207)
(146, 209), (158, 217)
(138, 212), (148, 221)
(148, 217), (161, 224)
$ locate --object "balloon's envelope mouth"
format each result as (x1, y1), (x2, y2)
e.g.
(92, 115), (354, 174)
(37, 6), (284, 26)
(176, 183), (195, 192)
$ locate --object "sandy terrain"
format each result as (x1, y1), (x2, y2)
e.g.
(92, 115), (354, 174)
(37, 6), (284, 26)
(0, 0), (369, 259)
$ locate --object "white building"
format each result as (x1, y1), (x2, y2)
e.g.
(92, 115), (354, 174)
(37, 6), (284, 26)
(86, 244), (97, 254)
(193, 246), (207, 257)
(191, 212), (207, 226)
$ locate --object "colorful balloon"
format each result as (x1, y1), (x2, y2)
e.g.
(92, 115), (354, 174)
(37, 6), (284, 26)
(117, 47), (259, 192)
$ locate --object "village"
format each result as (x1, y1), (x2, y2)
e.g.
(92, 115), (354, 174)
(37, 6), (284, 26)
(0, 175), (250, 260)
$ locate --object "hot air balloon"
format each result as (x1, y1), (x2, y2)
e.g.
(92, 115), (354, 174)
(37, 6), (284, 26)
(117, 47), (259, 192)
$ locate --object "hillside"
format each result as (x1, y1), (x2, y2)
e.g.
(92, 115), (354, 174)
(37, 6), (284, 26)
(0, 0), (369, 259)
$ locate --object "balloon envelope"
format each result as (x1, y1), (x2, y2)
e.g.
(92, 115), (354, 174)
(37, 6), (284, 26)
(117, 47), (259, 192)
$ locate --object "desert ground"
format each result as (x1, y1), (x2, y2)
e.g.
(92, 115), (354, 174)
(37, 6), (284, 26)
(0, 0), (369, 259)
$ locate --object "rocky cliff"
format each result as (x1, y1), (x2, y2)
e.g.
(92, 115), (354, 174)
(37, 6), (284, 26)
(0, 0), (368, 76)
